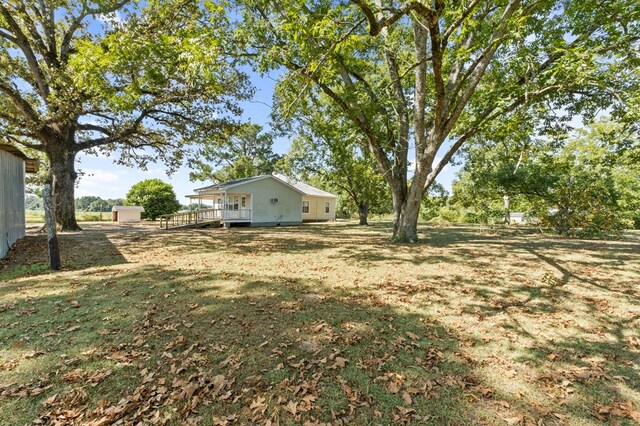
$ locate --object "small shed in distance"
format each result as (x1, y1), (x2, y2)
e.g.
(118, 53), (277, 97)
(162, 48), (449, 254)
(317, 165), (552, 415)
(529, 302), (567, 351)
(112, 206), (144, 223)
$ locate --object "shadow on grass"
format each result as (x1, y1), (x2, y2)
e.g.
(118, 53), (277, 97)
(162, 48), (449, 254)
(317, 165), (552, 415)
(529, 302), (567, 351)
(0, 232), (128, 282)
(2, 223), (638, 424)
(0, 265), (489, 425)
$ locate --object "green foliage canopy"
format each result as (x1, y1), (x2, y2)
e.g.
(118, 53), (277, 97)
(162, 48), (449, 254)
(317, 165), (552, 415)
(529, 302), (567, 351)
(125, 179), (181, 220)
(237, 0), (640, 241)
(189, 123), (280, 183)
(1, 0), (251, 230)
(452, 119), (640, 236)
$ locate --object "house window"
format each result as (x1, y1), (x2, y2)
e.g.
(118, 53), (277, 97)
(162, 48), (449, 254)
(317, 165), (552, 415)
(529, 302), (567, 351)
(241, 197), (246, 208)
(302, 201), (309, 213)
(325, 202), (330, 214)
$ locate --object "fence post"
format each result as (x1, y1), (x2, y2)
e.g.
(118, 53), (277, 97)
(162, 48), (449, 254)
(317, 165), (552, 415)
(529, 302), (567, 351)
(42, 183), (61, 270)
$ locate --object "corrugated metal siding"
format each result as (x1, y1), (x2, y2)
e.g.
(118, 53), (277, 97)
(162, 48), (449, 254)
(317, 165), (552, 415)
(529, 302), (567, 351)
(231, 177), (303, 224)
(0, 150), (26, 258)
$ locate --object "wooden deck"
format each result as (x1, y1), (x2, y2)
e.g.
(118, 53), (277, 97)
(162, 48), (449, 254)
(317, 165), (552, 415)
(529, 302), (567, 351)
(159, 208), (251, 229)
(159, 209), (221, 229)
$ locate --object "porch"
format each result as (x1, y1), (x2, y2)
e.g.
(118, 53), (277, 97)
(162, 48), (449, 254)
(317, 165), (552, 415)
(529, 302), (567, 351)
(185, 190), (253, 225)
(159, 207), (251, 229)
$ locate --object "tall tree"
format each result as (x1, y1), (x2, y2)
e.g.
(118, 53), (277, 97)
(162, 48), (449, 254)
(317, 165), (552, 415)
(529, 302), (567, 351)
(283, 134), (391, 225)
(279, 98), (391, 225)
(239, 0), (640, 241)
(0, 0), (250, 230)
(189, 123), (280, 183)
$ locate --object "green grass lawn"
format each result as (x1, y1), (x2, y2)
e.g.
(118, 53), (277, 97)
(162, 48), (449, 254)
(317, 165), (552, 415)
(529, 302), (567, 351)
(25, 210), (112, 224)
(1, 223), (638, 425)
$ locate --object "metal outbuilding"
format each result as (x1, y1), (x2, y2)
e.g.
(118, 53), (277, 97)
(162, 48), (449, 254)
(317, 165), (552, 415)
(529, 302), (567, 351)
(0, 144), (39, 258)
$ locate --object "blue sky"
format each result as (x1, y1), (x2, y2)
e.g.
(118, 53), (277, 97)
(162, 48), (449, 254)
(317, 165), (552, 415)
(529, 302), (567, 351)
(75, 69), (460, 203)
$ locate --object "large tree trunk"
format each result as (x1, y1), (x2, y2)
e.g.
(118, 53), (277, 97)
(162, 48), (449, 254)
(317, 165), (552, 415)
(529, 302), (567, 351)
(48, 148), (81, 231)
(392, 197), (421, 243)
(358, 203), (369, 225)
(391, 189), (421, 243)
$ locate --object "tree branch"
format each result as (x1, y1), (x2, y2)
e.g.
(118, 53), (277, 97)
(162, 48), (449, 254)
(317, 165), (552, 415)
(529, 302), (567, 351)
(442, 0), (483, 44)
(350, 0), (435, 36)
(0, 4), (50, 99)
(443, 0), (522, 136)
(0, 80), (41, 123)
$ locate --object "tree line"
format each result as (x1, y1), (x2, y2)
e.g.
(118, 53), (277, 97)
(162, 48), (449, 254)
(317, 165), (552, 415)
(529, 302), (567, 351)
(420, 119), (640, 236)
(25, 195), (125, 213)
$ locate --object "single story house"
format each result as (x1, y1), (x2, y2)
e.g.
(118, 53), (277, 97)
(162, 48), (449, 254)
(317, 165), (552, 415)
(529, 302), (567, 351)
(186, 173), (336, 227)
(275, 174), (337, 222)
(0, 144), (38, 258)
(112, 206), (145, 223)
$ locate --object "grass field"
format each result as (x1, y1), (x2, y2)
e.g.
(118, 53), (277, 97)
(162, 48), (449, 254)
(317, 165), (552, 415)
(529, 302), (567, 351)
(25, 210), (112, 224)
(1, 222), (638, 425)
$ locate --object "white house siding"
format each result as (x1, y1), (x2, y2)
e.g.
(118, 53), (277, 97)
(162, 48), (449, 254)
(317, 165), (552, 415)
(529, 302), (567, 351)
(231, 177), (303, 225)
(0, 149), (26, 258)
(302, 196), (336, 222)
(115, 211), (142, 223)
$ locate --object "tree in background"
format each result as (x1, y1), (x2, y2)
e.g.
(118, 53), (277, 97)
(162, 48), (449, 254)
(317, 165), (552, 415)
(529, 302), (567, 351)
(282, 134), (391, 225)
(451, 118), (639, 236)
(25, 195), (43, 211)
(126, 179), (180, 220)
(1, 1), (250, 230)
(278, 96), (391, 225)
(190, 123), (280, 183)
(75, 196), (125, 212)
(239, 0), (640, 242)
(420, 183), (449, 222)
(450, 111), (548, 223)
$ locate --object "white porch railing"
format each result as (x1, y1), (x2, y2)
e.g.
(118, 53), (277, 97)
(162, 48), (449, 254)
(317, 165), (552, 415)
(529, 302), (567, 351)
(220, 208), (251, 220)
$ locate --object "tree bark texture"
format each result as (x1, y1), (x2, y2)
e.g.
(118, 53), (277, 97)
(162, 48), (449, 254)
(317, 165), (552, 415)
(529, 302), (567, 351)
(358, 203), (369, 225)
(42, 183), (61, 270)
(48, 146), (81, 231)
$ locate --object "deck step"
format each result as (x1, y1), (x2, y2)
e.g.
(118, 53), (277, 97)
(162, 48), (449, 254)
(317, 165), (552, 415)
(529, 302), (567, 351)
(166, 220), (220, 230)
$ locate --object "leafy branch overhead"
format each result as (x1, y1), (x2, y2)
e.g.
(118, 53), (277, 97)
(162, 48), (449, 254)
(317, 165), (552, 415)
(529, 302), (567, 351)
(0, 0), (251, 230)
(189, 123), (281, 183)
(240, 0), (640, 241)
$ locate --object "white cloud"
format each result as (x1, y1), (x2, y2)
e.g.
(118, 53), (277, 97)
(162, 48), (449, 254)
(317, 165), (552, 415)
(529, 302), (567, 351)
(77, 168), (120, 190)
(145, 167), (167, 177)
